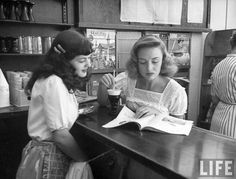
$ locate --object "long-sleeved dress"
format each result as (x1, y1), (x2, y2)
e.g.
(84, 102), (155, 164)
(210, 54), (236, 138)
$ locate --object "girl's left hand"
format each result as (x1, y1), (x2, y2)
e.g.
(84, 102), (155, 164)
(135, 106), (160, 119)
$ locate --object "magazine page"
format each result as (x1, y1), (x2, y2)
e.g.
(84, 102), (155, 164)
(102, 106), (136, 128)
(143, 115), (193, 135)
(102, 106), (153, 129)
(168, 33), (190, 67)
(86, 29), (116, 70)
(102, 106), (193, 136)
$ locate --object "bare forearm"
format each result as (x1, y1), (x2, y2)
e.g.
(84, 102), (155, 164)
(171, 114), (185, 119)
(212, 95), (220, 105)
(53, 129), (87, 162)
(97, 82), (109, 106)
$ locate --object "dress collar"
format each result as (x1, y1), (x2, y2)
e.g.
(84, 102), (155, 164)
(227, 54), (236, 57)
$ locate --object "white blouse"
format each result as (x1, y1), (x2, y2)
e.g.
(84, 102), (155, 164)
(27, 75), (79, 141)
(115, 72), (187, 116)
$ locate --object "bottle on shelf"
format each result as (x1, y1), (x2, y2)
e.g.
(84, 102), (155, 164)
(9, 0), (18, 20)
(0, 36), (7, 53)
(20, 0), (29, 21)
(27, 1), (35, 22)
(0, 0), (6, 20)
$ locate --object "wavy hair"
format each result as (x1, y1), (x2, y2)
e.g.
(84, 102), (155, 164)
(126, 35), (178, 79)
(25, 30), (93, 95)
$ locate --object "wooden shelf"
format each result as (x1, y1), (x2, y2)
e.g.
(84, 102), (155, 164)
(77, 22), (211, 33)
(0, 53), (45, 56)
(0, 105), (28, 119)
(0, 20), (73, 27)
(92, 68), (125, 74)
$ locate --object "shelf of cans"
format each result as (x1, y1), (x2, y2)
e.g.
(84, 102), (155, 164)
(0, 36), (54, 54)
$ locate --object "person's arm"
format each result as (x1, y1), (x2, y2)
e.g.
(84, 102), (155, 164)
(211, 95), (220, 106)
(97, 73), (115, 106)
(97, 72), (127, 106)
(169, 85), (188, 119)
(171, 114), (185, 119)
(52, 129), (87, 162)
(97, 81), (109, 106)
(210, 95), (220, 113)
(43, 76), (87, 161)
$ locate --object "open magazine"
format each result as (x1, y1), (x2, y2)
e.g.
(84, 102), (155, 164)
(103, 106), (193, 136)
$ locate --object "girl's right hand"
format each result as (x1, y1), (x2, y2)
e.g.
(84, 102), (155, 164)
(100, 73), (115, 89)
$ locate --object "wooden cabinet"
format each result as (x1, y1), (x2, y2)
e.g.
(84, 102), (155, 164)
(0, 0), (75, 72)
(0, 107), (29, 179)
(0, 1), (75, 178)
(76, 0), (210, 32)
(198, 29), (234, 129)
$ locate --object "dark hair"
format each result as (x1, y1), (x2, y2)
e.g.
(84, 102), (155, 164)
(230, 31), (236, 49)
(25, 29), (93, 94)
(126, 35), (178, 79)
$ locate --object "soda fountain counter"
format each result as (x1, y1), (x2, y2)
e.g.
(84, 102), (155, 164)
(2, 102), (236, 179)
(71, 102), (236, 179)
(0, 106), (29, 178)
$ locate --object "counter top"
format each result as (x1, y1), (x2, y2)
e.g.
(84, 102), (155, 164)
(0, 96), (97, 119)
(76, 104), (236, 179)
(0, 106), (28, 119)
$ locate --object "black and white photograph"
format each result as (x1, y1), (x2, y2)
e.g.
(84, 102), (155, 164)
(1, 0), (236, 179)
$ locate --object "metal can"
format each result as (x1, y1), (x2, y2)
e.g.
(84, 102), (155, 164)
(37, 36), (42, 54)
(18, 36), (24, 53)
(42, 36), (52, 54)
(32, 36), (38, 54)
(23, 36), (32, 54)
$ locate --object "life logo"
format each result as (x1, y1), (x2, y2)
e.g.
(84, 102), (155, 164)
(199, 159), (234, 177)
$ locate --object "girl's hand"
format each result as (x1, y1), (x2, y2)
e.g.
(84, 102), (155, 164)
(54, 44), (66, 54)
(126, 101), (138, 112)
(100, 73), (115, 89)
(135, 106), (165, 119)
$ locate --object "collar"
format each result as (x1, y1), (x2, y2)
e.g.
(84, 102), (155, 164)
(227, 54), (236, 57)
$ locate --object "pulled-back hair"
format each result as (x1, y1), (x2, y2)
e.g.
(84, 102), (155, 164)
(126, 35), (178, 79)
(230, 31), (236, 49)
(26, 29), (93, 94)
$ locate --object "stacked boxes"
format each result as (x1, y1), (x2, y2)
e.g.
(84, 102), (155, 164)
(6, 71), (32, 107)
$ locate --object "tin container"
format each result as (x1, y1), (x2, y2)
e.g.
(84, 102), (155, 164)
(37, 36), (42, 54)
(42, 36), (52, 54)
(18, 36), (24, 53)
(32, 36), (38, 54)
(32, 36), (42, 54)
(23, 36), (32, 54)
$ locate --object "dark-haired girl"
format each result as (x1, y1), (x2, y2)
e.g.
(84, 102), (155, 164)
(16, 29), (93, 178)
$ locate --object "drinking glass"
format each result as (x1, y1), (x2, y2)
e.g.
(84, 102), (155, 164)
(107, 89), (121, 116)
